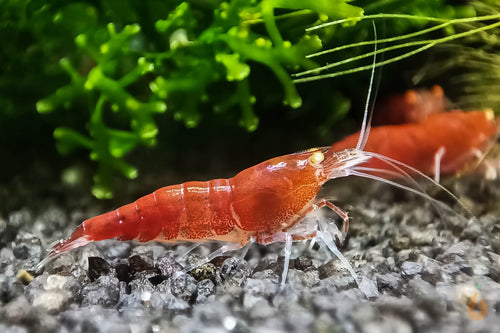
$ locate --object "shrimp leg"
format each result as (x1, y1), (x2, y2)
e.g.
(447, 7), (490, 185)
(281, 232), (293, 289)
(314, 199), (350, 242)
(316, 219), (359, 284)
(433, 146), (446, 183)
(272, 199), (350, 287)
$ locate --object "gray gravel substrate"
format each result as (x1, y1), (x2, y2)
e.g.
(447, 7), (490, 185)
(1, 172), (499, 333)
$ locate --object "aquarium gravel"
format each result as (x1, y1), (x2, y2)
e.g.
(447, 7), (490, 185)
(1, 168), (499, 333)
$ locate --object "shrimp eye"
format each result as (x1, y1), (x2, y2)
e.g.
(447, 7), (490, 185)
(309, 151), (324, 165)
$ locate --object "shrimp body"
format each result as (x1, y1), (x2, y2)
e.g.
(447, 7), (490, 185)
(49, 148), (336, 255)
(330, 110), (498, 177)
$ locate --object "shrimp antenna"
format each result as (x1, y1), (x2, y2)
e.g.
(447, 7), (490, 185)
(356, 21), (378, 151)
(349, 151), (474, 220)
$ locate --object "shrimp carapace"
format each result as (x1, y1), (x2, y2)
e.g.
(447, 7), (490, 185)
(329, 110), (498, 178)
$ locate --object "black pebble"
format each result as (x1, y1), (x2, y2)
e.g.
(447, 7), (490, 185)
(87, 257), (110, 282)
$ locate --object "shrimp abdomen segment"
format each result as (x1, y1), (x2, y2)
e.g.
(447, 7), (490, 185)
(175, 180), (236, 239)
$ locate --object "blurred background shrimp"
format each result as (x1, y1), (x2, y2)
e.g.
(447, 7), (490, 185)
(330, 85), (499, 181)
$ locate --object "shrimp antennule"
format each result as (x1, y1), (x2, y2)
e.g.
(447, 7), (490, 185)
(356, 21), (378, 151)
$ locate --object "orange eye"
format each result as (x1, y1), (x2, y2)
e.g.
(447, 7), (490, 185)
(309, 151), (324, 165)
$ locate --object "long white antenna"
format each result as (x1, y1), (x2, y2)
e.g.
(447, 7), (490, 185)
(356, 21), (377, 151)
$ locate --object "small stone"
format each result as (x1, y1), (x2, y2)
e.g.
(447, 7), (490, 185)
(0, 218), (9, 247)
(156, 255), (182, 278)
(46, 274), (80, 293)
(407, 277), (446, 318)
(409, 230), (434, 246)
(26, 274), (79, 314)
(359, 277), (380, 299)
(193, 301), (231, 326)
(88, 257), (110, 281)
(0, 275), (24, 303)
(115, 263), (131, 283)
(251, 269), (279, 283)
(34, 207), (67, 236)
(32, 291), (69, 314)
(469, 258), (489, 276)
(437, 242), (469, 263)
(350, 303), (377, 323)
(391, 236), (411, 251)
(318, 260), (345, 280)
(311, 294), (338, 312)
(314, 313), (337, 333)
(1, 295), (36, 325)
(196, 279), (215, 303)
(294, 256), (313, 271)
(487, 251), (500, 282)
(377, 273), (401, 292)
(219, 257), (252, 286)
(131, 245), (167, 260)
(283, 303), (314, 331)
(272, 286), (299, 308)
(420, 256), (445, 284)
(302, 270), (320, 288)
(170, 272), (198, 302)
(11, 232), (42, 263)
(81, 275), (120, 307)
(148, 274), (165, 286)
(244, 278), (278, 298)
(190, 263), (217, 282)
(128, 255), (154, 274)
(395, 249), (414, 264)
(127, 272), (155, 293)
(324, 274), (357, 291)
(243, 293), (265, 309)
(460, 219), (483, 241)
(162, 293), (190, 311)
(0, 247), (15, 271)
(285, 270), (303, 290)
(401, 261), (422, 276)
(8, 209), (32, 230)
(101, 241), (131, 259)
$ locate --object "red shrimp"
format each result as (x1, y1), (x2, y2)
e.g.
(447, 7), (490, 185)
(373, 85), (446, 125)
(45, 147), (351, 255)
(330, 110), (498, 178)
(40, 145), (376, 284)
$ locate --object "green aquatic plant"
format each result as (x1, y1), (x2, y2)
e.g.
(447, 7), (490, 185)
(294, 13), (500, 83)
(35, 0), (361, 198)
(409, 0), (500, 113)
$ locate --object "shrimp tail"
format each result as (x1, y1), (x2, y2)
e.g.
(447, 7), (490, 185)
(36, 208), (128, 271)
(35, 224), (92, 271)
(50, 224), (92, 255)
